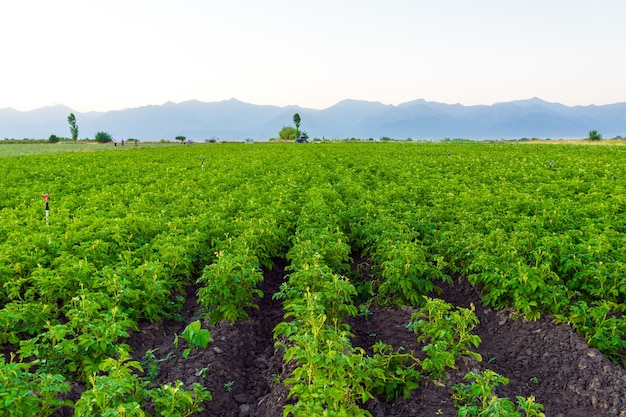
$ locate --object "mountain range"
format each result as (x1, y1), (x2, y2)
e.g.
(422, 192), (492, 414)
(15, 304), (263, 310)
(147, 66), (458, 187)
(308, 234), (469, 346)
(1, 97), (625, 141)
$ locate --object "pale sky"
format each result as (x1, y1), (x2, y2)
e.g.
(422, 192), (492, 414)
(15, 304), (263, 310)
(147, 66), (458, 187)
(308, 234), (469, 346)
(1, 0), (625, 112)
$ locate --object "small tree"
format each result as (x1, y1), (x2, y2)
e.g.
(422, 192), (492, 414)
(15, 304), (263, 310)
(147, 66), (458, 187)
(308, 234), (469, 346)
(588, 130), (602, 141)
(94, 131), (113, 143)
(277, 126), (298, 141)
(293, 113), (301, 139)
(176, 135), (186, 145)
(67, 113), (79, 143)
(48, 134), (60, 143)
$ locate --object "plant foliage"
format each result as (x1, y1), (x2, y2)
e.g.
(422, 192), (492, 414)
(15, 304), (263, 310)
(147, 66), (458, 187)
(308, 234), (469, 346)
(0, 141), (622, 414)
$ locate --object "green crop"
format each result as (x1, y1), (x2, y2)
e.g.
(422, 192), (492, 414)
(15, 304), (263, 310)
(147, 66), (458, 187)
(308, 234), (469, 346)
(554, 300), (626, 366)
(197, 245), (264, 325)
(150, 381), (212, 417)
(74, 352), (211, 417)
(408, 297), (482, 378)
(452, 370), (546, 417)
(174, 320), (212, 359)
(74, 353), (148, 417)
(0, 353), (71, 417)
(1, 142), (625, 415)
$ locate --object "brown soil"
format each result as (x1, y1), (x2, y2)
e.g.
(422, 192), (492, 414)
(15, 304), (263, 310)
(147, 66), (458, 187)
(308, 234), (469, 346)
(119, 261), (626, 417)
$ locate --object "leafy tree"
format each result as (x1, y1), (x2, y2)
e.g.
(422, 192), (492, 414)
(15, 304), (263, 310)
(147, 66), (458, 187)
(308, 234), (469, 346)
(176, 136), (186, 145)
(67, 113), (79, 143)
(48, 134), (60, 143)
(277, 126), (298, 141)
(588, 130), (602, 141)
(293, 113), (301, 139)
(94, 131), (113, 143)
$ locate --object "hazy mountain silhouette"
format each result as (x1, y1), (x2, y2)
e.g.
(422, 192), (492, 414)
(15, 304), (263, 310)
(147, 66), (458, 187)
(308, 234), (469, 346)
(1, 97), (625, 141)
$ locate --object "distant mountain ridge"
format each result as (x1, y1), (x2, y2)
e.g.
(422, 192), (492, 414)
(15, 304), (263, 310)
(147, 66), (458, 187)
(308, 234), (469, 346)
(1, 97), (625, 141)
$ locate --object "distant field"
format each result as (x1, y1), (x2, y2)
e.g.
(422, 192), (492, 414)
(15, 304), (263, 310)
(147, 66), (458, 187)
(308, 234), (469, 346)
(0, 141), (183, 157)
(520, 138), (626, 145)
(3, 139), (624, 158)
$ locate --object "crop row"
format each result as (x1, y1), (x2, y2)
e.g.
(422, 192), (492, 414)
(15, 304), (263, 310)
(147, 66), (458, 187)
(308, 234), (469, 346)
(0, 147), (299, 414)
(0, 142), (623, 415)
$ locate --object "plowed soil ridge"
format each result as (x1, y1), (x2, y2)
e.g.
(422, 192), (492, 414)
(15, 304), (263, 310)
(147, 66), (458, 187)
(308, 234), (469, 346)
(124, 262), (626, 417)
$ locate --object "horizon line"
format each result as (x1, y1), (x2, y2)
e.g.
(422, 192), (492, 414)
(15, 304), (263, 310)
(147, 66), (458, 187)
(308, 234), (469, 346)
(2, 96), (624, 114)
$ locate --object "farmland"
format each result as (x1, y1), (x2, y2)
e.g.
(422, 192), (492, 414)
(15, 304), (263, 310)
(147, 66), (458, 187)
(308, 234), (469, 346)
(0, 142), (178, 158)
(1, 141), (625, 416)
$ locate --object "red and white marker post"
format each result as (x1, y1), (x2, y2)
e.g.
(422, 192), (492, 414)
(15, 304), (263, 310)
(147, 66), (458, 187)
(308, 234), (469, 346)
(41, 194), (50, 225)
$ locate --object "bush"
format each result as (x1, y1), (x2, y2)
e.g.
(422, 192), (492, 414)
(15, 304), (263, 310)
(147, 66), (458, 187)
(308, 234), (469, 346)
(588, 130), (602, 141)
(48, 134), (60, 143)
(94, 131), (113, 143)
(277, 126), (298, 141)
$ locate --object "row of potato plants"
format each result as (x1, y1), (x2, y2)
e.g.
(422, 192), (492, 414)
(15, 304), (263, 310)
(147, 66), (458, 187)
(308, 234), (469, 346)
(197, 176), (298, 324)
(427, 144), (626, 366)
(301, 145), (546, 415)
(268, 171), (497, 415)
(0, 146), (283, 414)
(0, 141), (623, 414)
(327, 142), (625, 366)
(274, 184), (417, 416)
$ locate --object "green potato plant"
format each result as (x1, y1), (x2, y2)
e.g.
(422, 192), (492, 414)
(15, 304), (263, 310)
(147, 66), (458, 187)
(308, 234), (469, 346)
(452, 370), (546, 417)
(174, 320), (212, 359)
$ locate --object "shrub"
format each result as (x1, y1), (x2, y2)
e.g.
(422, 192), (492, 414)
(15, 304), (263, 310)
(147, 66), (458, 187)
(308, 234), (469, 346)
(94, 131), (113, 143)
(588, 130), (602, 141)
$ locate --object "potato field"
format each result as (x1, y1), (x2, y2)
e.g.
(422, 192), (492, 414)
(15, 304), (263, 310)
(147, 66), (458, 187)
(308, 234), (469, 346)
(1, 141), (625, 416)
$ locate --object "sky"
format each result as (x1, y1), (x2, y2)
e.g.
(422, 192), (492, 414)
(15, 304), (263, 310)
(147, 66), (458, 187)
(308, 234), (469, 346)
(1, 0), (625, 112)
